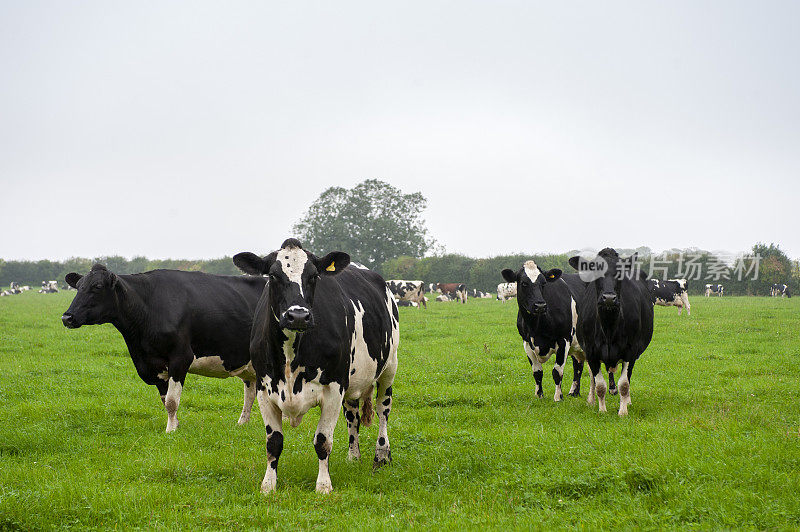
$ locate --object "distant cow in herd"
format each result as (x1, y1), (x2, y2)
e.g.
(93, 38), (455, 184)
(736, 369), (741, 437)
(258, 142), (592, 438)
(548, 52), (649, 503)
(61, 264), (267, 432)
(770, 283), (791, 298)
(437, 283), (467, 303)
(497, 282), (517, 302)
(569, 249), (654, 415)
(233, 238), (398, 494)
(386, 280), (426, 308)
(39, 280), (59, 293)
(648, 278), (691, 315)
(705, 284), (724, 297)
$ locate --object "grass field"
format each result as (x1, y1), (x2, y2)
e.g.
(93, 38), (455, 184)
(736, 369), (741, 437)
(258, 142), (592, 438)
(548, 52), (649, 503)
(1, 291), (799, 530)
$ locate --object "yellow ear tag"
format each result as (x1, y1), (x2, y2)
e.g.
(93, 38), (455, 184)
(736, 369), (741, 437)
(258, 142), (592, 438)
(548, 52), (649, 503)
(326, 262), (336, 272)
(549, 274), (555, 279)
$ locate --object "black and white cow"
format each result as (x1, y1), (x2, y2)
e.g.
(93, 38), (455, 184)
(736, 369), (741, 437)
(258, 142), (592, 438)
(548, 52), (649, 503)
(501, 260), (587, 401)
(39, 280), (59, 293)
(647, 278), (691, 315)
(497, 282), (517, 302)
(435, 294), (452, 302)
(233, 239), (399, 494)
(705, 284), (724, 297)
(386, 280), (426, 309)
(569, 248), (654, 415)
(770, 283), (791, 298)
(471, 289), (492, 299)
(428, 283), (439, 294)
(61, 264), (267, 432)
(396, 300), (418, 307)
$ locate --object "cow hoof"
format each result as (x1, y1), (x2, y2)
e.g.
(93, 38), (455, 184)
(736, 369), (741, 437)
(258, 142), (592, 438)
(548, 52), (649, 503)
(554, 393), (563, 402)
(315, 482), (333, 494)
(237, 415), (250, 425)
(373, 450), (392, 470)
(568, 391), (581, 398)
(609, 388), (619, 396)
(166, 421), (179, 433)
(347, 450), (361, 462)
(618, 408), (628, 417)
(261, 481), (276, 494)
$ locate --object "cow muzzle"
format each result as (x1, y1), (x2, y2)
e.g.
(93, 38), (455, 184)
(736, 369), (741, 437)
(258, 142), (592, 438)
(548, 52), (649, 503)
(280, 307), (313, 331)
(599, 293), (619, 309)
(61, 313), (80, 329)
(531, 302), (548, 315)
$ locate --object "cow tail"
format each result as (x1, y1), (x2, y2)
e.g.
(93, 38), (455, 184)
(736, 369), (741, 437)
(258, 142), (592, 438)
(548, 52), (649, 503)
(361, 388), (375, 427)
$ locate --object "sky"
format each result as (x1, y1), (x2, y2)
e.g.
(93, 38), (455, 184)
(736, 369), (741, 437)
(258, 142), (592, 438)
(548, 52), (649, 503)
(1, 1), (798, 261)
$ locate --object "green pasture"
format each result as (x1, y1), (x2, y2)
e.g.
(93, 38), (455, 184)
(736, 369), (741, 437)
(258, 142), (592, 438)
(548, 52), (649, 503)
(0, 292), (798, 530)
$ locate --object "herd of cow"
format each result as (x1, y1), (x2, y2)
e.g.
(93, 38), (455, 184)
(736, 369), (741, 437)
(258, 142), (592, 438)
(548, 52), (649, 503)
(0, 280), (63, 296)
(0, 240), (791, 494)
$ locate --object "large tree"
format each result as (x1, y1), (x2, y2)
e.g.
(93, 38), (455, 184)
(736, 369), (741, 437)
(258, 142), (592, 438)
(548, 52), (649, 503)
(293, 179), (434, 270)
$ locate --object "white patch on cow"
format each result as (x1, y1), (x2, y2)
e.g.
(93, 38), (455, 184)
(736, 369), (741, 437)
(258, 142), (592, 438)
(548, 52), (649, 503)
(277, 245), (308, 297)
(345, 300), (379, 400)
(593, 371), (607, 413)
(523, 260), (540, 283)
(165, 377), (183, 432)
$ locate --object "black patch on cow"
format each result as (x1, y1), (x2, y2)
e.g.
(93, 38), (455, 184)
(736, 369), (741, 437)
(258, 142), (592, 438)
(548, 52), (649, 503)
(378, 436), (386, 446)
(314, 433), (328, 460)
(266, 425), (273, 434)
(349, 434), (355, 445)
(266, 432), (284, 460)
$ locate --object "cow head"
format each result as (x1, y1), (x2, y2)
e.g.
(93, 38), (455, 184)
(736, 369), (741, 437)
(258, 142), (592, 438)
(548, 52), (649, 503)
(234, 238), (349, 332)
(569, 248), (639, 313)
(61, 264), (121, 328)
(501, 260), (562, 317)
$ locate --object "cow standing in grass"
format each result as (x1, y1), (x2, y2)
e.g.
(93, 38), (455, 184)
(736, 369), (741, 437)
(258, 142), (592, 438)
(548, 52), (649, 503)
(61, 264), (266, 431)
(386, 280), (427, 309)
(497, 282), (517, 302)
(501, 260), (587, 401)
(569, 249), (653, 415)
(648, 278), (691, 315)
(705, 284), (724, 297)
(437, 283), (467, 303)
(233, 239), (398, 494)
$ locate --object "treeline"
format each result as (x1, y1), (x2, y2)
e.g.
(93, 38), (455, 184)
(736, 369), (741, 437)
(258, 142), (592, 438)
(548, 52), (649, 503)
(2, 243), (797, 297)
(0, 256), (241, 287)
(380, 243), (800, 296)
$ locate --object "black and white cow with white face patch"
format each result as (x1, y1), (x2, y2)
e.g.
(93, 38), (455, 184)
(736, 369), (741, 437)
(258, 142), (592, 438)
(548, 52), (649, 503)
(386, 280), (426, 309)
(497, 282), (517, 302)
(61, 264), (267, 432)
(502, 260), (587, 401)
(233, 239), (399, 495)
(648, 278), (691, 315)
(705, 284), (723, 297)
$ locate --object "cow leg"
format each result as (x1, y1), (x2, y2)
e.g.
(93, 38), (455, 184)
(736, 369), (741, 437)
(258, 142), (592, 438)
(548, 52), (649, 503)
(552, 342), (567, 402)
(314, 385), (344, 494)
(607, 366), (618, 395)
(568, 355), (583, 397)
(523, 342), (544, 398)
(342, 399), (361, 461)
(588, 359), (607, 413)
(374, 380), (394, 469)
(237, 378), (256, 425)
(587, 372), (596, 405)
(258, 391), (283, 494)
(164, 357), (192, 433)
(617, 361), (632, 416)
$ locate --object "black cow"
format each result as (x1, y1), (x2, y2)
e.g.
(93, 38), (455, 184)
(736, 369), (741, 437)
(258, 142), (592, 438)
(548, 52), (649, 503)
(569, 249), (654, 415)
(61, 264), (266, 432)
(501, 260), (587, 401)
(648, 278), (691, 315)
(233, 238), (399, 494)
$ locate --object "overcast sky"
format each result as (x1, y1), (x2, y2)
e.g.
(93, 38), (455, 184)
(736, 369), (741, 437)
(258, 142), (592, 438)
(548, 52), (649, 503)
(1, 1), (798, 261)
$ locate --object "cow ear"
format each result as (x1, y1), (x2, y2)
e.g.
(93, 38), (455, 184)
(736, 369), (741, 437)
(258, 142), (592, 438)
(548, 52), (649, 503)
(501, 269), (517, 283)
(108, 271), (119, 289)
(65, 273), (82, 288)
(568, 256), (580, 271)
(233, 252), (269, 275)
(317, 251), (350, 275)
(544, 268), (562, 282)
